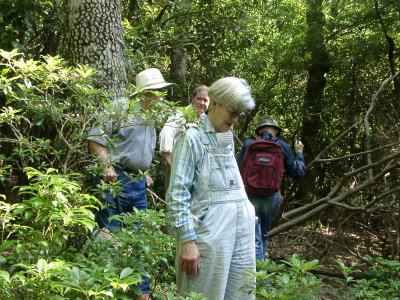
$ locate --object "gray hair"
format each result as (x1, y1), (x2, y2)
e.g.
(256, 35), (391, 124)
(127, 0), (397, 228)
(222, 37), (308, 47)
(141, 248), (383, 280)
(208, 77), (255, 111)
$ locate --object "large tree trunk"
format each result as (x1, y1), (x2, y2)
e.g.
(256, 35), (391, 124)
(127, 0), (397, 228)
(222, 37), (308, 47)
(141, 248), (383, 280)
(297, 0), (331, 200)
(66, 0), (127, 96)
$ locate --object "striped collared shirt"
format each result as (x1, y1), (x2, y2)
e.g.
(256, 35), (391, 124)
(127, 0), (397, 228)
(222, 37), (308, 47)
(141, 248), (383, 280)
(166, 115), (221, 243)
(87, 102), (156, 171)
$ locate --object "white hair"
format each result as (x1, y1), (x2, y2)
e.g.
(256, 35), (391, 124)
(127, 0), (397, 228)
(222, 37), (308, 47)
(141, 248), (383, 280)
(208, 77), (255, 111)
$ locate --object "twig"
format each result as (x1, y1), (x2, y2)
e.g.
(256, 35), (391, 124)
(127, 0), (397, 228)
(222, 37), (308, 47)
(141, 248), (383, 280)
(270, 157), (399, 237)
(364, 71), (400, 178)
(146, 188), (166, 205)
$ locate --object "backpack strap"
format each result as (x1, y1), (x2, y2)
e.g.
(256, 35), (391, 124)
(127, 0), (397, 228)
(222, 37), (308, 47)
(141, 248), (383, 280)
(249, 135), (259, 143)
(270, 136), (285, 195)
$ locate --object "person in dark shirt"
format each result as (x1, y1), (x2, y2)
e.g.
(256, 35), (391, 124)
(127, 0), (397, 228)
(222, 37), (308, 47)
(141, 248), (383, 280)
(237, 116), (306, 260)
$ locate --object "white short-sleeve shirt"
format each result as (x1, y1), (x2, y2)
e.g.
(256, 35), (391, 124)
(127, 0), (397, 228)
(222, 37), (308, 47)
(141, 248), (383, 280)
(159, 106), (189, 153)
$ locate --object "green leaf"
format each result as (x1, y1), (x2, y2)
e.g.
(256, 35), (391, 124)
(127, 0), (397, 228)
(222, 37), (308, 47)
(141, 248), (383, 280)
(0, 49), (20, 60)
(34, 113), (47, 126)
(70, 266), (81, 284)
(120, 267), (133, 279)
(79, 220), (96, 232)
(24, 78), (32, 89)
(1, 68), (10, 76)
(303, 260), (320, 271)
(37, 258), (47, 272)
(0, 270), (10, 282)
(281, 274), (290, 285)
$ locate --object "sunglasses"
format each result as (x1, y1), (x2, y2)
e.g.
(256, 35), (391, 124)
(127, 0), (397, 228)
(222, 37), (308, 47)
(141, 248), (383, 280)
(226, 107), (244, 118)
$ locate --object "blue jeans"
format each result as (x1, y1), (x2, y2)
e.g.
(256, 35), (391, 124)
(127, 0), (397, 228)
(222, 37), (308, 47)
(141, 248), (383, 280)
(248, 193), (280, 260)
(93, 168), (149, 294)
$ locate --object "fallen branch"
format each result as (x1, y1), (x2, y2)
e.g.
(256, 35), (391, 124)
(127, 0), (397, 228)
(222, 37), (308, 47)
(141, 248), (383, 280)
(270, 153), (399, 237)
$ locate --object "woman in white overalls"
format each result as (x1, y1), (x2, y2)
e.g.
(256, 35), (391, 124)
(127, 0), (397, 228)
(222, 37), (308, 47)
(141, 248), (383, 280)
(167, 77), (256, 300)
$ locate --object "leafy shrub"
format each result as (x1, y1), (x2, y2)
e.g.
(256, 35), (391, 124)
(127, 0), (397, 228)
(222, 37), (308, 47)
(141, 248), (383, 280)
(0, 49), (103, 194)
(252, 254), (322, 299)
(0, 49), (182, 198)
(0, 167), (180, 299)
(349, 256), (400, 300)
(0, 48), (204, 299)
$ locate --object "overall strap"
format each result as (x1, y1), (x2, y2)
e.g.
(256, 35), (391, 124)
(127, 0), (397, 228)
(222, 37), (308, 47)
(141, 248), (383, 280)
(199, 127), (211, 150)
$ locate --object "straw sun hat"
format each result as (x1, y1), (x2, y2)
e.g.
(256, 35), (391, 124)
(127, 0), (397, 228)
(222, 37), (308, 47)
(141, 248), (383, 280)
(131, 68), (175, 96)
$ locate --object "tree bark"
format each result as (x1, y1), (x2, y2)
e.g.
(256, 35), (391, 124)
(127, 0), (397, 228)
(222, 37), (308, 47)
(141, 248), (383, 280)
(169, 44), (187, 104)
(66, 0), (127, 96)
(297, 0), (331, 200)
(127, 0), (140, 26)
(374, 0), (400, 109)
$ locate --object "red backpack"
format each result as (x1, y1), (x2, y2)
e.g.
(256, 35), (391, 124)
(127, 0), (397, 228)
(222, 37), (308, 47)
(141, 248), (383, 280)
(240, 137), (284, 196)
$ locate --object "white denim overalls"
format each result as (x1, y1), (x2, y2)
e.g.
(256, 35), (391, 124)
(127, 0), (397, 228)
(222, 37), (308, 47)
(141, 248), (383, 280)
(176, 129), (256, 300)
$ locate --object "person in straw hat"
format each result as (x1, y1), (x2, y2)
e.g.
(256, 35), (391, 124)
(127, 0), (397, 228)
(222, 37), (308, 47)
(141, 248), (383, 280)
(87, 68), (175, 300)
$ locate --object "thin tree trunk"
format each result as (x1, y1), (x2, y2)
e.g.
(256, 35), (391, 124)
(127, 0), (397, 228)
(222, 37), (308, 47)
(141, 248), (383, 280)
(374, 0), (400, 108)
(297, 0), (331, 201)
(127, 0), (140, 26)
(169, 44), (187, 104)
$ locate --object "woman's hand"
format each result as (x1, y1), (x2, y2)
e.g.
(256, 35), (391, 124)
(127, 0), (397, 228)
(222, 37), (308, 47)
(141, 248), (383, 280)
(180, 240), (200, 276)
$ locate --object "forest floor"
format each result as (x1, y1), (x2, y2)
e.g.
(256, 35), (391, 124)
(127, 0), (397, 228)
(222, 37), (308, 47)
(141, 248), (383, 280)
(267, 223), (384, 266)
(266, 223), (394, 299)
(267, 220), (400, 300)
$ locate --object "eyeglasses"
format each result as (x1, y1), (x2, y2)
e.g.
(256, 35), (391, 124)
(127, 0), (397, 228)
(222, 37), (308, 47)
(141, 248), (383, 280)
(226, 107), (244, 118)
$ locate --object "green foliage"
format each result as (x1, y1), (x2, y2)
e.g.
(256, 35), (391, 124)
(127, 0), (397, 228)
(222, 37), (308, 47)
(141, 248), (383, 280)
(0, 167), (179, 299)
(0, 50), (181, 192)
(333, 259), (362, 299)
(335, 259), (360, 284)
(0, 0), (62, 56)
(153, 291), (207, 300)
(0, 49), (103, 179)
(0, 167), (98, 298)
(0, 167), (98, 259)
(1, 168), (399, 299)
(253, 255), (400, 300)
(349, 256), (400, 300)
(0, 51), (202, 300)
(174, 105), (199, 130)
(253, 254), (322, 299)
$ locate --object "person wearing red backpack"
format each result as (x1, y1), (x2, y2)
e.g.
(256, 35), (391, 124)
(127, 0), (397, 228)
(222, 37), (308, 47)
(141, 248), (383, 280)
(237, 117), (305, 260)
